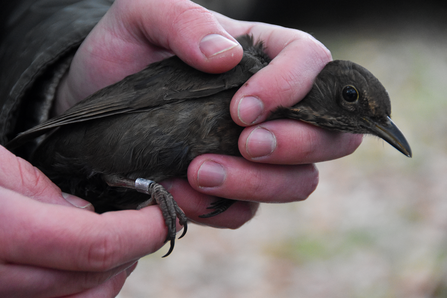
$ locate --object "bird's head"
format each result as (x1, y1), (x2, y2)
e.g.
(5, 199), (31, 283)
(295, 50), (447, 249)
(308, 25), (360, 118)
(270, 60), (412, 157)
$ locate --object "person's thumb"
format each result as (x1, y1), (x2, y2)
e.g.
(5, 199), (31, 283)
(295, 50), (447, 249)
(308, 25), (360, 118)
(110, 0), (244, 73)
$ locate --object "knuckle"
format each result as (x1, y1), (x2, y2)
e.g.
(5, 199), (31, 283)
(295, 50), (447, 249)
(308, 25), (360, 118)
(171, 3), (215, 37)
(285, 164), (319, 202)
(85, 228), (122, 271)
(276, 68), (301, 96)
(244, 169), (265, 196)
(303, 33), (332, 66)
(301, 163), (319, 199)
(227, 202), (259, 229)
(16, 159), (53, 198)
(295, 126), (322, 162)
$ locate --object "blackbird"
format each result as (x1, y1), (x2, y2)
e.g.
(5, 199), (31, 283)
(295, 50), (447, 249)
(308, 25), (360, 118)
(7, 35), (412, 256)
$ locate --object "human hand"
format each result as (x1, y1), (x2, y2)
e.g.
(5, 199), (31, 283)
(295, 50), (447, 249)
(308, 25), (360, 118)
(54, 0), (362, 228)
(0, 146), (178, 297)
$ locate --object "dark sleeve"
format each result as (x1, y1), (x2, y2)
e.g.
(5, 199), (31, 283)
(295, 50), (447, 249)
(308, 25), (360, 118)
(0, 0), (112, 145)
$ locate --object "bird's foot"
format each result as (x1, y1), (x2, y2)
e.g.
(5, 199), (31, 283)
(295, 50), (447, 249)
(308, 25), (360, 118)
(103, 176), (188, 257)
(199, 198), (236, 218)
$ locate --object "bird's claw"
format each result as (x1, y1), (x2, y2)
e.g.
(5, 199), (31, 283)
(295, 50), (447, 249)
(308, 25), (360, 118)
(104, 176), (188, 257)
(199, 198), (236, 218)
(140, 181), (188, 257)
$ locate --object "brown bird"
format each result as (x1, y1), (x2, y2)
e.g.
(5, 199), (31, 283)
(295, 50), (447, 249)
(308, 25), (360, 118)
(7, 35), (412, 256)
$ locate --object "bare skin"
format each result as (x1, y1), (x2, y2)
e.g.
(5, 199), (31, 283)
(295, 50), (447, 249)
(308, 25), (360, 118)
(0, 0), (362, 297)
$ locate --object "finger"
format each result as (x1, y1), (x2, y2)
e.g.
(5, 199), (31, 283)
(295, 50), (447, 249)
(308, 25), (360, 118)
(125, 261), (138, 276)
(0, 187), (170, 271)
(64, 272), (127, 298)
(115, 0), (244, 73)
(190, 200), (259, 229)
(63, 267), (131, 298)
(0, 261), (135, 298)
(163, 178), (259, 229)
(187, 154), (319, 203)
(0, 146), (91, 209)
(217, 18), (333, 126)
(238, 120), (363, 164)
(67, 0), (243, 102)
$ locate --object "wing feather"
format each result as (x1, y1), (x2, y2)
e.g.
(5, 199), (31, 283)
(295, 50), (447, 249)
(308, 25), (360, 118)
(7, 35), (268, 149)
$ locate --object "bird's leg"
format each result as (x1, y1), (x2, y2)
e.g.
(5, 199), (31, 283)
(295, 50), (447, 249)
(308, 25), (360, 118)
(103, 175), (188, 257)
(199, 198), (236, 218)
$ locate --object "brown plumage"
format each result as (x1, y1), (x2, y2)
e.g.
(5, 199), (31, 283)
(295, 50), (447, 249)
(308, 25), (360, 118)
(7, 35), (411, 256)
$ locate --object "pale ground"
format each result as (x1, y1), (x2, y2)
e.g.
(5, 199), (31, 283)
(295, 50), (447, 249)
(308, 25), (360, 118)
(117, 11), (447, 298)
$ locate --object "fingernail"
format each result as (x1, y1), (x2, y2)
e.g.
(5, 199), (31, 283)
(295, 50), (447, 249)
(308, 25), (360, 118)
(200, 34), (238, 58)
(197, 160), (226, 187)
(62, 192), (92, 209)
(246, 127), (276, 158)
(238, 96), (264, 125)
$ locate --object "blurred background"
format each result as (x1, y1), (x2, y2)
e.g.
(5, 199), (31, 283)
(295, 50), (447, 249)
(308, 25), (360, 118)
(118, 1), (447, 297)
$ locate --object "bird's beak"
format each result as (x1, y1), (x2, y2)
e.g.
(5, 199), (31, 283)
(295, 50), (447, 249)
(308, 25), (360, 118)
(363, 116), (412, 157)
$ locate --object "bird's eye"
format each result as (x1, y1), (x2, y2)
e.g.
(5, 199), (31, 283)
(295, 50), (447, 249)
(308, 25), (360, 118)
(342, 85), (359, 102)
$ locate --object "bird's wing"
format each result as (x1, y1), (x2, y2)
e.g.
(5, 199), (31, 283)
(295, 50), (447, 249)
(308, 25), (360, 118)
(7, 51), (265, 149)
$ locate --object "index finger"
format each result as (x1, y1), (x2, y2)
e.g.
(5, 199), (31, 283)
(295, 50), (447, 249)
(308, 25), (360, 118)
(0, 187), (171, 272)
(214, 15), (332, 126)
